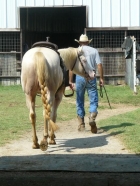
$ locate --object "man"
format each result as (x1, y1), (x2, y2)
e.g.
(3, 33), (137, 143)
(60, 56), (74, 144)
(69, 34), (104, 133)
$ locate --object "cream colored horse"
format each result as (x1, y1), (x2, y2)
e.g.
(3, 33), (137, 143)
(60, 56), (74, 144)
(21, 46), (95, 151)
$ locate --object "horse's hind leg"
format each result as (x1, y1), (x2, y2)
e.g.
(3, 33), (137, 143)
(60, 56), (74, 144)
(26, 94), (39, 149)
(49, 89), (64, 145)
(39, 110), (49, 151)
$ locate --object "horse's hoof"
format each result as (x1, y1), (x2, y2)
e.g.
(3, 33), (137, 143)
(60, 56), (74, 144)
(40, 140), (48, 151)
(32, 143), (40, 149)
(49, 140), (56, 145)
(49, 134), (56, 138)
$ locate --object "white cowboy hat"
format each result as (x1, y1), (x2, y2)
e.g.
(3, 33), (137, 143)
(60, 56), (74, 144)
(75, 34), (93, 43)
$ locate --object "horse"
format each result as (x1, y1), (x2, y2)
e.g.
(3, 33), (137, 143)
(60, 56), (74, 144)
(21, 46), (95, 151)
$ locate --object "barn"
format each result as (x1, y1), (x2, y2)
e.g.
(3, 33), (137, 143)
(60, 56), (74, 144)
(0, 0), (140, 86)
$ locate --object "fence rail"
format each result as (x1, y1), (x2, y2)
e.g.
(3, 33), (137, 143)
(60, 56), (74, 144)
(0, 31), (21, 85)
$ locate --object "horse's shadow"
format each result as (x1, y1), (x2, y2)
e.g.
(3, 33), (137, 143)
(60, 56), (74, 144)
(47, 132), (122, 153)
(47, 122), (134, 153)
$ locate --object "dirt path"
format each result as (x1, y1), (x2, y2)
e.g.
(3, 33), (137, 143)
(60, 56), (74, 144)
(0, 104), (139, 157)
(0, 105), (140, 174)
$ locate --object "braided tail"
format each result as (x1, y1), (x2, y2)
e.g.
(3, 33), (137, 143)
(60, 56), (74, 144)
(34, 52), (59, 131)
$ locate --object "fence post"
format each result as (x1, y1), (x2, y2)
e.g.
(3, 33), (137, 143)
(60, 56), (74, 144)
(133, 38), (137, 93)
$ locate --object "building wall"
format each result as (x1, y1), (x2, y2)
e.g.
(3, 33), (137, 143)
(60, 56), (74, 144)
(0, 0), (140, 29)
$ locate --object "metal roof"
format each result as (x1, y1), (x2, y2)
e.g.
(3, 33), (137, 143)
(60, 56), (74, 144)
(0, 0), (140, 29)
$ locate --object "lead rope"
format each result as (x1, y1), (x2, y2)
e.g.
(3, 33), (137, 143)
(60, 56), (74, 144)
(99, 85), (112, 109)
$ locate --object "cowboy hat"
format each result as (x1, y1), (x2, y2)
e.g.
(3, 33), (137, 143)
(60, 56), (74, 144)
(75, 34), (93, 43)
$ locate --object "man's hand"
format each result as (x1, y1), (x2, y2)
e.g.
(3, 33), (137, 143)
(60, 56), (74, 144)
(69, 82), (75, 90)
(97, 63), (104, 87)
(69, 70), (75, 90)
(99, 78), (104, 87)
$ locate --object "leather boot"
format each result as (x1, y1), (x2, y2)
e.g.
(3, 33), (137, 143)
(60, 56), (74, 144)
(89, 112), (97, 133)
(77, 115), (85, 131)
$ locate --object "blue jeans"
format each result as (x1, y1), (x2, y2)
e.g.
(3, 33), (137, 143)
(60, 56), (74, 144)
(75, 75), (98, 118)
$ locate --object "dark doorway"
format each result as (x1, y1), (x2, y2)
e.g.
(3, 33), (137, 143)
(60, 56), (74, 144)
(20, 6), (86, 54)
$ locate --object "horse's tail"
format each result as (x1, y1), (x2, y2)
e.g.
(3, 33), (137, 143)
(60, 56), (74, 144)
(34, 52), (59, 131)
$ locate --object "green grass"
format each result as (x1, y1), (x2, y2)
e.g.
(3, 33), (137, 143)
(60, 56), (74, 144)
(0, 86), (30, 145)
(98, 85), (140, 106)
(0, 84), (140, 154)
(98, 108), (140, 154)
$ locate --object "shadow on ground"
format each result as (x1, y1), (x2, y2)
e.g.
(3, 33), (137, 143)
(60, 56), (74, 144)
(0, 123), (140, 185)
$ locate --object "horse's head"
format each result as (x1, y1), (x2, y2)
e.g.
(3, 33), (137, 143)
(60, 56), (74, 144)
(77, 46), (95, 80)
(58, 47), (95, 80)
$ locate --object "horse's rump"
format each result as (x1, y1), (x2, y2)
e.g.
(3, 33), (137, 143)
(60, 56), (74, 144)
(34, 51), (49, 86)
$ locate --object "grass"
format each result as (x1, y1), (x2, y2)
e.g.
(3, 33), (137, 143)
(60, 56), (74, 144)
(98, 84), (140, 106)
(0, 84), (140, 153)
(0, 86), (31, 145)
(98, 108), (140, 154)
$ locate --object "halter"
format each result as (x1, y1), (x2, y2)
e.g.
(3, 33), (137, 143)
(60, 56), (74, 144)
(71, 52), (91, 80)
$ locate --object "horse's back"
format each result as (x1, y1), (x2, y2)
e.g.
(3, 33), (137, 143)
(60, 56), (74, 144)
(23, 47), (59, 64)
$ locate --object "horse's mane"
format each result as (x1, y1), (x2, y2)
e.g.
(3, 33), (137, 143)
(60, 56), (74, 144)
(58, 47), (77, 63)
